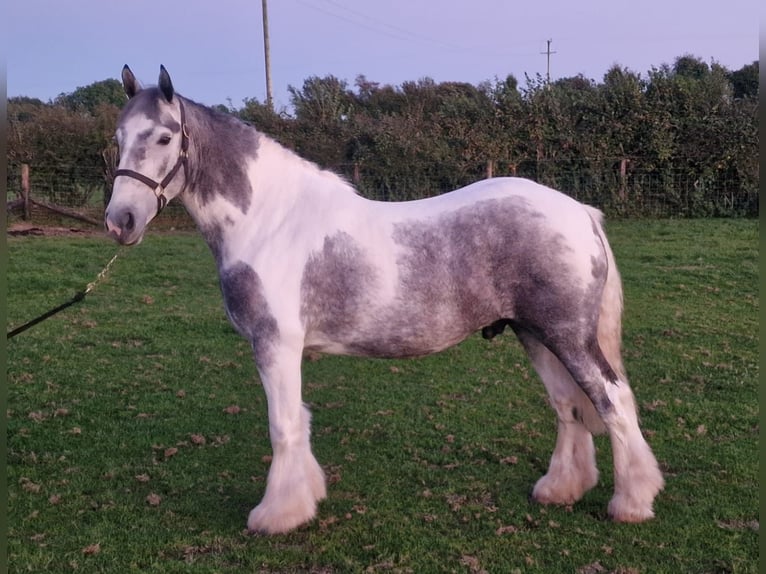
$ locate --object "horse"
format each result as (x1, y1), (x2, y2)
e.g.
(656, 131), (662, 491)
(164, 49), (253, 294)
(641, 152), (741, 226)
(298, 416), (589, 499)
(105, 65), (664, 534)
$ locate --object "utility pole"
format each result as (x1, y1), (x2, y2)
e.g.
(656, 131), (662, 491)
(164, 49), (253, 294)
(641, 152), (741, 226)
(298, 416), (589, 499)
(261, 0), (274, 111)
(541, 39), (556, 84)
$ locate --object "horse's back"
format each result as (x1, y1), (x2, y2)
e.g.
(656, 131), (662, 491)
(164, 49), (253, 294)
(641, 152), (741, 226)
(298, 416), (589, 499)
(378, 177), (589, 218)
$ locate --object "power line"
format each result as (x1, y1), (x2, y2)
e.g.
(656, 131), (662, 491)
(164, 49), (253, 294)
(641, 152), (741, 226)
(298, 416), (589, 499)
(294, 0), (462, 50)
(321, 0), (456, 48)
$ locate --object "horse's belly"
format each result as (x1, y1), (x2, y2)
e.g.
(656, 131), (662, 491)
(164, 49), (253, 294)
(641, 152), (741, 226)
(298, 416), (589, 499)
(303, 267), (504, 359)
(304, 312), (492, 359)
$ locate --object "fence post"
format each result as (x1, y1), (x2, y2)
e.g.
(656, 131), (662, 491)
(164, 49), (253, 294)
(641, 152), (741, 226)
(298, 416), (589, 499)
(486, 159), (494, 179)
(21, 163), (30, 220)
(619, 158), (628, 202)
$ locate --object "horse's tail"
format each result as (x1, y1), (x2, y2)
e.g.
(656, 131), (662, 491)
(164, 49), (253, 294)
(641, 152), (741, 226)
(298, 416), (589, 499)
(587, 207), (627, 382)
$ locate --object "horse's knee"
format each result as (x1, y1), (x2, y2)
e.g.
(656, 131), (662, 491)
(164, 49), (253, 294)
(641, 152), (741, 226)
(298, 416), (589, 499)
(267, 402), (313, 450)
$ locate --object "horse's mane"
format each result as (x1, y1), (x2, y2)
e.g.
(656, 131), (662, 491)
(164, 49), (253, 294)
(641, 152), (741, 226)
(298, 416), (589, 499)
(183, 94), (356, 194)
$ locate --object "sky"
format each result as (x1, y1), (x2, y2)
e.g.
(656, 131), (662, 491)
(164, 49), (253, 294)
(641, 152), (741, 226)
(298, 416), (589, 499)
(6, 0), (761, 111)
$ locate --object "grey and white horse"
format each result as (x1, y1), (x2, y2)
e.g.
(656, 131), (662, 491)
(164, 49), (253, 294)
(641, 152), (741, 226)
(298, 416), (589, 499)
(105, 66), (663, 534)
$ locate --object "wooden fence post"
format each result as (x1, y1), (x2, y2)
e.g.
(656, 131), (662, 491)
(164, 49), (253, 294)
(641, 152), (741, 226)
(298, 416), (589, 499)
(619, 158), (628, 202)
(21, 163), (30, 220)
(486, 159), (494, 179)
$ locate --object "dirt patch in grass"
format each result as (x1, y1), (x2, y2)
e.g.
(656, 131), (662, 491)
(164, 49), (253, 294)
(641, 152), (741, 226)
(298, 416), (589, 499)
(7, 223), (102, 237)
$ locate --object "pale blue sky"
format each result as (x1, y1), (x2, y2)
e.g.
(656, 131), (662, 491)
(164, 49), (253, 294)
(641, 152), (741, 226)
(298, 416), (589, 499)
(6, 0), (760, 110)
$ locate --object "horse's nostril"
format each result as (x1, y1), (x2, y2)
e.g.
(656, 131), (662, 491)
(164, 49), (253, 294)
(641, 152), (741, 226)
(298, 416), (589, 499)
(124, 212), (135, 232)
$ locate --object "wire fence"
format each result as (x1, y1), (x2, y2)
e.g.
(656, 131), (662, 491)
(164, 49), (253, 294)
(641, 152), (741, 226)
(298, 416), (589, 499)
(6, 157), (759, 229)
(336, 158), (757, 218)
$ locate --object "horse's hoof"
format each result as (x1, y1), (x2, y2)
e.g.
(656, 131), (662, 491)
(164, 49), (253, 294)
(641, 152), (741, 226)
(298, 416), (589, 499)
(247, 500), (317, 534)
(532, 470), (598, 506)
(607, 493), (656, 523)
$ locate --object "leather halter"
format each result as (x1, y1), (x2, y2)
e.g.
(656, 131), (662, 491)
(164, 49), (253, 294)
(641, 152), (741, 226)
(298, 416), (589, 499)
(113, 99), (190, 216)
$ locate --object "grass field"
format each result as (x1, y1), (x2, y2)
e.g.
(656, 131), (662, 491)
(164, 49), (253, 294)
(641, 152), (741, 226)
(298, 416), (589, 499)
(6, 219), (759, 573)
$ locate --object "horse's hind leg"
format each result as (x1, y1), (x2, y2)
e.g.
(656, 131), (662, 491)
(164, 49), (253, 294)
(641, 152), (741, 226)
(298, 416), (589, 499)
(545, 338), (664, 522)
(247, 343), (326, 534)
(600, 372), (665, 522)
(515, 329), (603, 506)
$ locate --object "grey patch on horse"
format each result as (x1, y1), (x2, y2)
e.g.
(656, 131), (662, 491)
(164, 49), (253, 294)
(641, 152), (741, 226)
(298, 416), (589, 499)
(138, 120), (181, 137)
(540, 251), (619, 388)
(504, 217), (619, 419)
(200, 222), (225, 265)
(182, 99), (260, 214)
(591, 339), (619, 385)
(514, 323), (615, 419)
(574, 370), (615, 415)
(300, 231), (377, 341)
(219, 262), (279, 366)
(157, 157), (170, 176)
(375, 198), (571, 356)
(119, 88), (167, 124)
(556, 333), (618, 416)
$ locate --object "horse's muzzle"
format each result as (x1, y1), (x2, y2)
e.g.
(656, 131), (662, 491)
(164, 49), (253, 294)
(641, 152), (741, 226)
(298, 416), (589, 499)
(105, 209), (142, 245)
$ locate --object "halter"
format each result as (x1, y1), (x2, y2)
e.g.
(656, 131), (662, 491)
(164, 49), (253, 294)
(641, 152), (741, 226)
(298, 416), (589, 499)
(113, 99), (190, 216)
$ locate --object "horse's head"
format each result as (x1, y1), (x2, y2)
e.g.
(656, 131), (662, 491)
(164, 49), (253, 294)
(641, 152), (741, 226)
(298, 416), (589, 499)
(105, 65), (190, 245)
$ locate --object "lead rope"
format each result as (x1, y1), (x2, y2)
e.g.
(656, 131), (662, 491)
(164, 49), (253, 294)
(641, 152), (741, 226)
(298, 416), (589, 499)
(7, 251), (121, 339)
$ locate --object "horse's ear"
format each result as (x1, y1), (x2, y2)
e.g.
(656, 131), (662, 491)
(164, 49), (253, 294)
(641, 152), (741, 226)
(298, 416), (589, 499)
(158, 65), (174, 103)
(122, 65), (141, 99)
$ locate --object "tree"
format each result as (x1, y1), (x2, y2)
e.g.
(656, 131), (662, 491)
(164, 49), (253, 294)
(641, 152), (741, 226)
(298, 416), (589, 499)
(289, 75), (353, 126)
(599, 65), (648, 159)
(286, 75), (356, 167)
(673, 54), (709, 80)
(54, 78), (126, 114)
(728, 61), (758, 99)
(7, 96), (47, 124)
(481, 75), (525, 175)
(238, 97), (291, 142)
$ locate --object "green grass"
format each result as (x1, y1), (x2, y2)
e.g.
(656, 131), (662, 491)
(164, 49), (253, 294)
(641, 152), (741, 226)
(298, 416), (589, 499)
(6, 220), (758, 573)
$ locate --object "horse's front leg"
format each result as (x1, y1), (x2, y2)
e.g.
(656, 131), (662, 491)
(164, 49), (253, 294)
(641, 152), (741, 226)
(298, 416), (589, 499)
(247, 343), (326, 534)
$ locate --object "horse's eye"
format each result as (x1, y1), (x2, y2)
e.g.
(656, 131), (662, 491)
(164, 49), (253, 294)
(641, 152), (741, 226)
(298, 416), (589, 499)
(158, 135), (172, 145)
